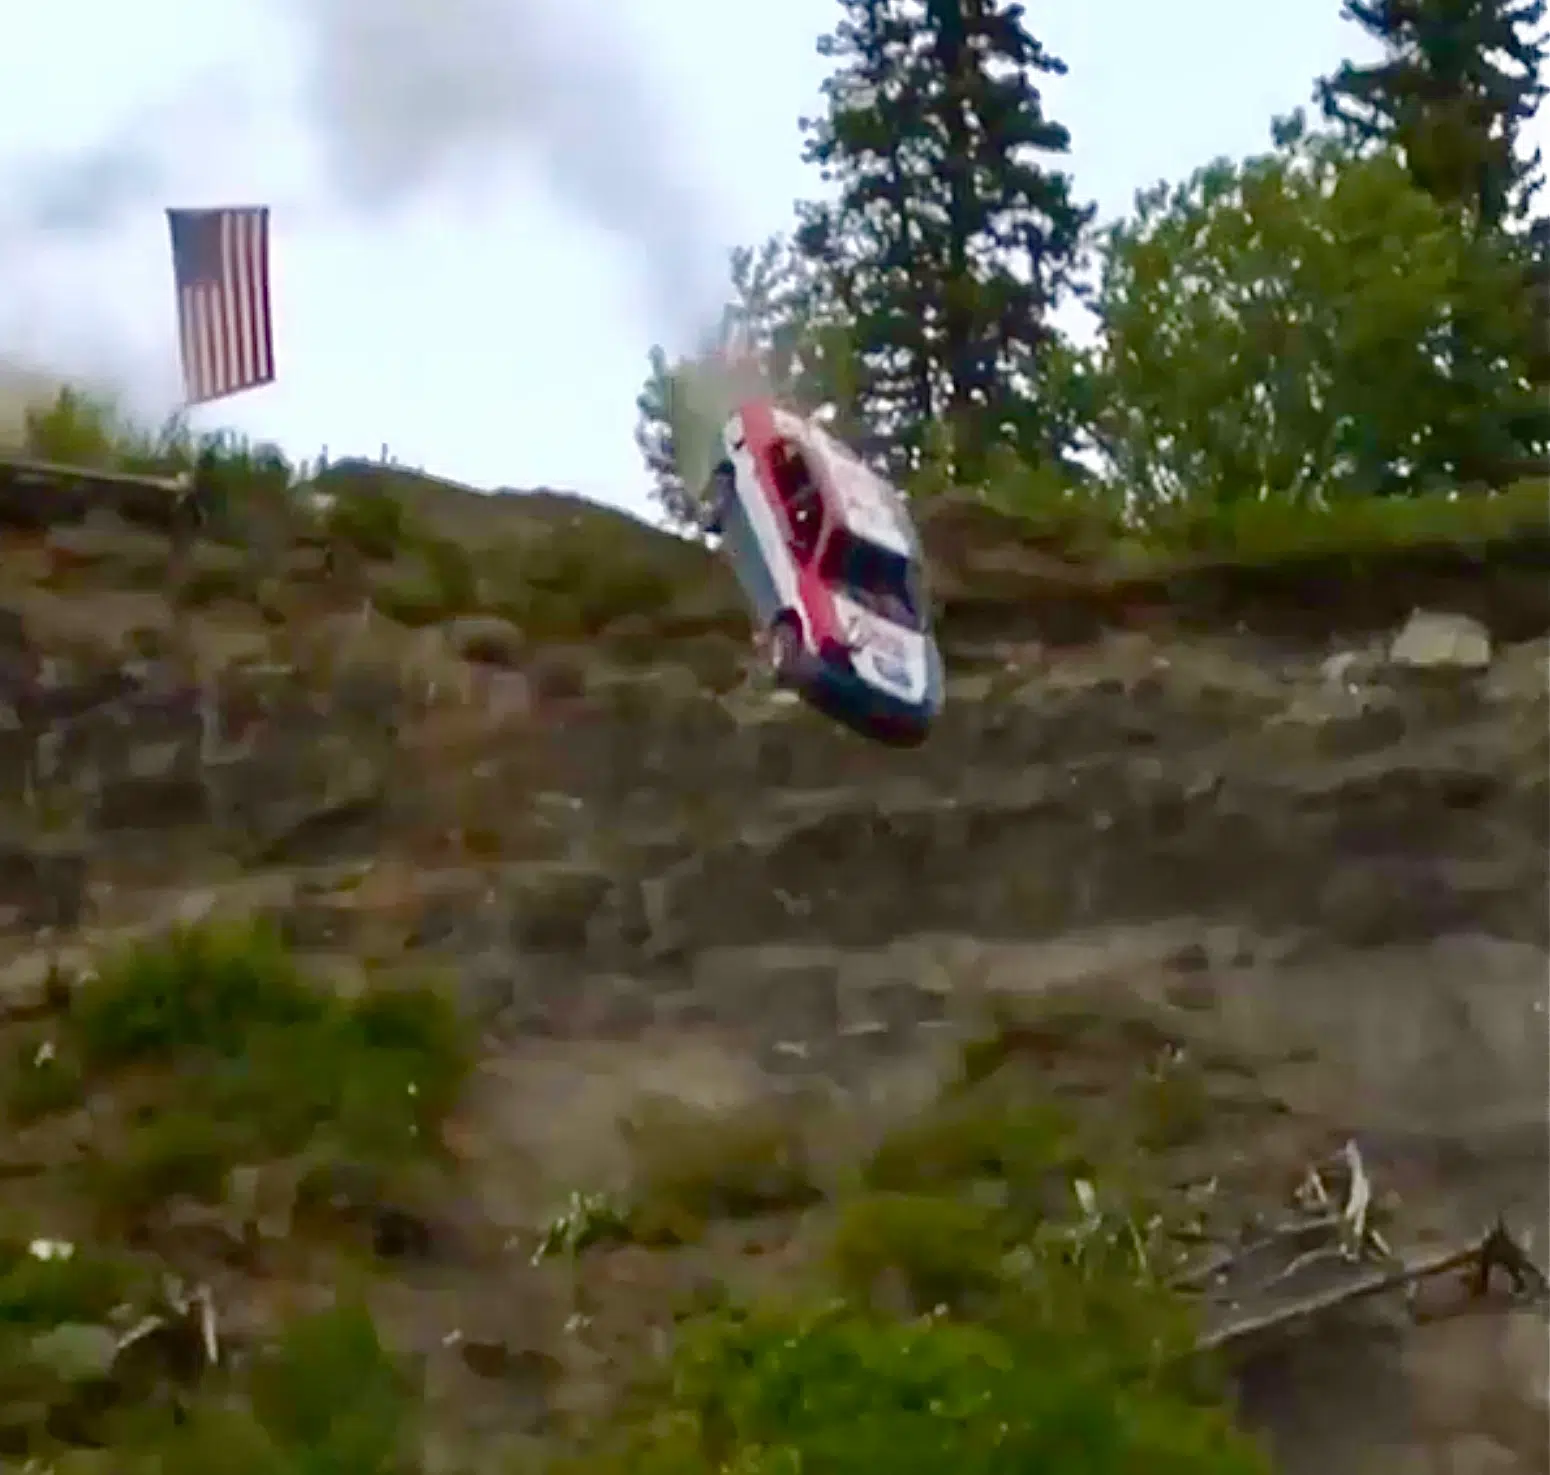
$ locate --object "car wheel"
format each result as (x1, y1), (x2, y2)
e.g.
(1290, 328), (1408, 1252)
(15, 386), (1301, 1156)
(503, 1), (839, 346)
(768, 619), (804, 687)
(704, 463), (734, 535)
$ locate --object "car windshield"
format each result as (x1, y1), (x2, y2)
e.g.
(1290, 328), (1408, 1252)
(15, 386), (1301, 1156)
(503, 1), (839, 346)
(818, 528), (924, 631)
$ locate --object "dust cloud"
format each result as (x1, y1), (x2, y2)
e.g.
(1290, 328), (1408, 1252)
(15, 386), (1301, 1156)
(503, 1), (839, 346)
(282, 0), (732, 348)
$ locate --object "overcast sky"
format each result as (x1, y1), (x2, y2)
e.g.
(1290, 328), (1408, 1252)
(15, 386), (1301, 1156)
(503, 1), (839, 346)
(0, 2), (1541, 517)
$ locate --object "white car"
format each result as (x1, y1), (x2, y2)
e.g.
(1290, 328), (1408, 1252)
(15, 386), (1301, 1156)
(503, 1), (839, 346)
(702, 398), (944, 745)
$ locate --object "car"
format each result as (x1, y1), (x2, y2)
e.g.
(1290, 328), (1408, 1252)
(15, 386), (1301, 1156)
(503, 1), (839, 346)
(699, 398), (944, 746)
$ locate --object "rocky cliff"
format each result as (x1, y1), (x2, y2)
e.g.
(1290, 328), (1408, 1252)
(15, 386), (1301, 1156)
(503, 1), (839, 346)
(0, 462), (1546, 1473)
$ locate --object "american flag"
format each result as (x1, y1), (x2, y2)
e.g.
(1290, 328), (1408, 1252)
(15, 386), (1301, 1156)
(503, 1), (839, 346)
(166, 206), (274, 405)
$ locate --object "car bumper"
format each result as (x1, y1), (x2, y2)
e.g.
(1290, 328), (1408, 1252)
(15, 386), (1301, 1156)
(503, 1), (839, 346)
(802, 662), (937, 746)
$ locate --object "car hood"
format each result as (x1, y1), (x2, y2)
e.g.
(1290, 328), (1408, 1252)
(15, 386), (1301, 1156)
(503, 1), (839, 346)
(832, 597), (933, 704)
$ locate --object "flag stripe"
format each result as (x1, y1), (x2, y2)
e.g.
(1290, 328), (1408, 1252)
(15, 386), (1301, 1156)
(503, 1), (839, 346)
(167, 206), (274, 405)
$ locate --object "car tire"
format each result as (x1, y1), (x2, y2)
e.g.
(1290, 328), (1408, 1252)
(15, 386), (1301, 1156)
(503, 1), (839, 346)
(768, 618), (804, 688)
(703, 463), (734, 536)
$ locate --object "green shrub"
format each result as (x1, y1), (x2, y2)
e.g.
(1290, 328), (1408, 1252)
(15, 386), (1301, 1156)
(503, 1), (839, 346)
(92, 1110), (239, 1215)
(370, 569), (455, 627)
(71, 922), (322, 1067)
(0, 1239), (146, 1329)
(369, 534), (481, 626)
(174, 557), (254, 608)
(17, 387), (299, 532)
(492, 522), (682, 638)
(3, 1031), (87, 1122)
(20, 386), (190, 472)
(31, 924), (469, 1216)
(112, 1302), (421, 1475)
(621, 1097), (825, 1246)
(828, 1192), (1007, 1315)
(1143, 474), (1550, 559)
(245, 1302), (419, 1467)
(863, 1092), (1085, 1224)
(933, 445), (1547, 570)
(416, 533), (478, 612)
(325, 484), (408, 560)
(576, 1294), (1267, 1475)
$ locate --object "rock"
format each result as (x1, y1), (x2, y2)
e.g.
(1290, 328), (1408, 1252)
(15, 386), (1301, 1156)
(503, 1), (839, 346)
(1389, 609), (1492, 671)
(525, 648), (588, 702)
(327, 657), (407, 732)
(442, 615), (525, 668)
(205, 737), (386, 863)
(0, 839), (88, 930)
(1440, 1434), (1522, 1475)
(689, 946), (842, 1038)
(0, 460), (92, 526)
(504, 862), (613, 952)
(1483, 637), (1549, 706)
(253, 784), (386, 866)
(44, 518), (170, 580)
(94, 772), (209, 831)
(455, 948), (526, 1020)
(1317, 645), (1386, 688)
(1320, 650), (1362, 685)
(294, 1159), (439, 1259)
(26, 1322), (119, 1382)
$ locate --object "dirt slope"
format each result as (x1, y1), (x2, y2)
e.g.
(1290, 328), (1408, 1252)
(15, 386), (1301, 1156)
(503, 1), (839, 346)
(0, 467), (1545, 1472)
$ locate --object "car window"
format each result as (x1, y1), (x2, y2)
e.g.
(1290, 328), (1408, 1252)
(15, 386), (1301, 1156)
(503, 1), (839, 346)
(769, 437), (824, 562)
(819, 529), (924, 631)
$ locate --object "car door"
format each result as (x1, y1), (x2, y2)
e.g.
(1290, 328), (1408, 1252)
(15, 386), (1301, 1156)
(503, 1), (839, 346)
(715, 424), (783, 627)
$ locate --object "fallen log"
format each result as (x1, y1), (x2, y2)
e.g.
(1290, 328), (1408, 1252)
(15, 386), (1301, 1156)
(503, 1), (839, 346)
(0, 454), (199, 532)
(1198, 1218), (1548, 1352)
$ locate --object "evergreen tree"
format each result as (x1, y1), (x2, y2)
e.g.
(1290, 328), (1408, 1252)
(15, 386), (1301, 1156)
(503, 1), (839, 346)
(797, 0), (1092, 483)
(796, 0), (938, 473)
(1317, 0), (1548, 229)
(633, 237), (818, 528)
(914, 0), (1093, 478)
(633, 344), (691, 527)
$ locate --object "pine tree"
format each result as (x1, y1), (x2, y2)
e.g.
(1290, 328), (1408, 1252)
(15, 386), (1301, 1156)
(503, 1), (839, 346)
(1317, 0), (1548, 229)
(796, 0), (1092, 482)
(633, 237), (815, 528)
(797, 0), (939, 473)
(916, 0), (1093, 478)
(633, 344), (691, 526)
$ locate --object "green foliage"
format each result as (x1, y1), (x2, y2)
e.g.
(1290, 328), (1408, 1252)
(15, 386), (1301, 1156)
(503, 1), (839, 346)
(57, 1301), (421, 1475)
(175, 544), (257, 606)
(325, 481), (408, 560)
(635, 344), (690, 526)
(1316, 0), (1547, 228)
(794, 0), (1091, 479)
(368, 534), (480, 627)
(1142, 474), (1550, 558)
(974, 454), (1132, 552)
(490, 520), (683, 638)
(241, 1302), (420, 1471)
(0, 1241), (157, 1461)
(4, 1032), (87, 1123)
(544, 1028), (1273, 1475)
(0, 1240), (146, 1330)
(577, 1290), (1265, 1475)
(827, 1192), (1007, 1314)
(864, 1091), (1082, 1204)
(619, 1097), (824, 1246)
(17, 385), (298, 532)
(11, 924), (469, 1216)
(634, 237), (817, 529)
(20, 386), (193, 473)
(69, 922), (316, 1066)
(1091, 124), (1549, 510)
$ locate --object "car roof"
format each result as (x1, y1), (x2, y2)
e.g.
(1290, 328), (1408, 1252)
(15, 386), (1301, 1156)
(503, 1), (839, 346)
(768, 408), (916, 558)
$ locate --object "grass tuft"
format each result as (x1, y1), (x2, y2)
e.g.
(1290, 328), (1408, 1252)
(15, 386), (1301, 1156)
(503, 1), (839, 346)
(620, 1096), (825, 1246)
(7, 923), (470, 1224)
